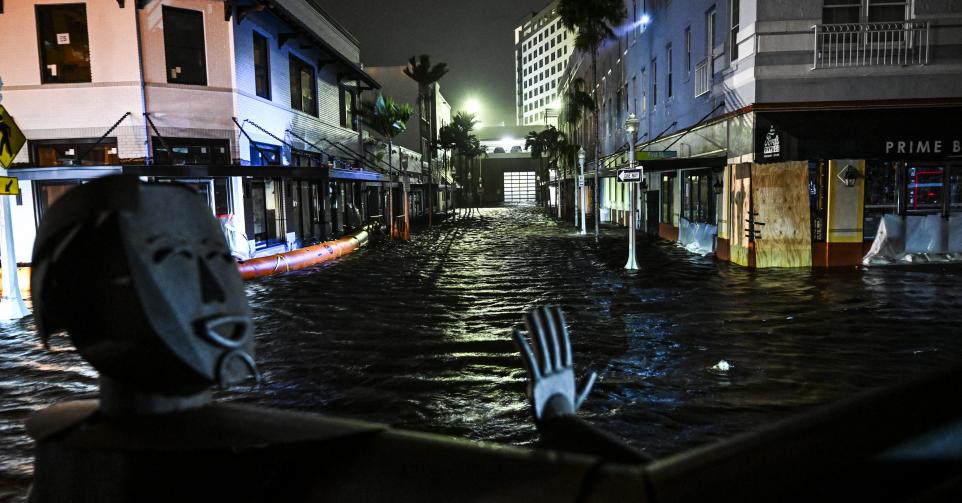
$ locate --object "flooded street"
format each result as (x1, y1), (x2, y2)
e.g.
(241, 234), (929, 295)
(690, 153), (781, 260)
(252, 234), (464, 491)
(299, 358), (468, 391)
(3, 206), (962, 500)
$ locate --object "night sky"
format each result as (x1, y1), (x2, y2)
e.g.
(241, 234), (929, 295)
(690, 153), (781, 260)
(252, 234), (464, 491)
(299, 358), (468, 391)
(316, 0), (551, 127)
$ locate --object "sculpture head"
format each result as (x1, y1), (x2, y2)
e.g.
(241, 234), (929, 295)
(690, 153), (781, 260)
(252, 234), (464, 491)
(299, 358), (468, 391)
(32, 175), (256, 398)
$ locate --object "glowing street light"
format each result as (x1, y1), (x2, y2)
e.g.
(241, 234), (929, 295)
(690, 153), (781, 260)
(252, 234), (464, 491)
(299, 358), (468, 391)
(464, 98), (481, 116)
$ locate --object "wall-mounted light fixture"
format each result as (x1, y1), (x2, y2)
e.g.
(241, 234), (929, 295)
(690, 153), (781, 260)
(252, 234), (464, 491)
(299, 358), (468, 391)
(837, 164), (860, 187)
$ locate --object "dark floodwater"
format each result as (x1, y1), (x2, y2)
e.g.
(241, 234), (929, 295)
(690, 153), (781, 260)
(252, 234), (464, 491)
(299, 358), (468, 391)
(3, 206), (962, 500)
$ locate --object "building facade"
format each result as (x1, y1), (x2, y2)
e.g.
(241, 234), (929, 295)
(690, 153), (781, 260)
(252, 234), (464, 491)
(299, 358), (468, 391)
(514, 0), (577, 127)
(0, 0), (393, 263)
(559, 0), (962, 268)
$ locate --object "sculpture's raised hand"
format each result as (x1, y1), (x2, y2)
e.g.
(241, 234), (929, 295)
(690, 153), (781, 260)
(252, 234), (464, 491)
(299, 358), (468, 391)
(512, 306), (597, 423)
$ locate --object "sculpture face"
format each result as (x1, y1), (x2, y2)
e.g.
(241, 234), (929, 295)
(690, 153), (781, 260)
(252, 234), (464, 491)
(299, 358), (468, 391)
(32, 176), (256, 395)
(118, 186), (256, 390)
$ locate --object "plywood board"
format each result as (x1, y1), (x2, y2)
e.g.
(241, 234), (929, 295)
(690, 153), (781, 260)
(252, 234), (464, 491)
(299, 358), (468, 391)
(753, 161), (813, 268)
(729, 163), (752, 267)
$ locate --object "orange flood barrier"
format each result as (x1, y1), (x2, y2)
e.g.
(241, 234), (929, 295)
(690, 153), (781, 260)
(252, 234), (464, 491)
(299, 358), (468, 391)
(236, 227), (371, 280)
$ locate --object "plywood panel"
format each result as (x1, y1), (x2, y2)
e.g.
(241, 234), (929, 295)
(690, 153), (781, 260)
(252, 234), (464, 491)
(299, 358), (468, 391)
(729, 163), (753, 267)
(753, 161), (813, 268)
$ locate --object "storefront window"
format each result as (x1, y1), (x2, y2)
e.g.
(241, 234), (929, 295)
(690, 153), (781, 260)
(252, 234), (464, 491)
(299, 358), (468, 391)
(906, 165), (944, 213)
(660, 173), (675, 224)
(863, 161), (898, 239)
(31, 139), (119, 166)
(213, 178), (231, 217)
(154, 138), (229, 165)
(681, 171), (715, 223)
(245, 178), (284, 248)
(34, 181), (81, 226)
(949, 167), (962, 214)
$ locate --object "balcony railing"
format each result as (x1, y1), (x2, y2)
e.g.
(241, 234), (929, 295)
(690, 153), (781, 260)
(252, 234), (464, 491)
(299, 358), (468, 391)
(694, 58), (711, 97)
(813, 21), (929, 69)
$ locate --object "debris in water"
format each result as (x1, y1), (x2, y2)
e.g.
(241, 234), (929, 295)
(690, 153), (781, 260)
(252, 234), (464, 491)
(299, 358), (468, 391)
(712, 360), (732, 372)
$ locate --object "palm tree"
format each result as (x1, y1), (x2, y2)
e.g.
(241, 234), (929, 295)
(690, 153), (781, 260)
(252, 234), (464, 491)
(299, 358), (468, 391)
(359, 93), (414, 239)
(440, 111), (482, 213)
(558, 0), (627, 241)
(560, 77), (596, 134)
(403, 55), (449, 225)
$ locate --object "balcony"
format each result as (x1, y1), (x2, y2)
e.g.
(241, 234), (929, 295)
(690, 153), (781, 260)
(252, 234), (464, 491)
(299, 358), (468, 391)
(813, 22), (929, 69)
(694, 58), (711, 97)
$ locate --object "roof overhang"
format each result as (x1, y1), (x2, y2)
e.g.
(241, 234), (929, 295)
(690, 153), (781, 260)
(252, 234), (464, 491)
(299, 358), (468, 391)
(9, 164), (391, 182)
(258, 0), (380, 90)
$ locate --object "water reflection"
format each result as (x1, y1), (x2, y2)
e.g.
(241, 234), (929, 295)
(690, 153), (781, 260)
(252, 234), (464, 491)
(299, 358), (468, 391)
(2, 207), (962, 500)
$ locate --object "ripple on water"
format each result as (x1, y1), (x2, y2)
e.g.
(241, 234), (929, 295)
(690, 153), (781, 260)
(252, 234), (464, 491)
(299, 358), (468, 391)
(4, 207), (962, 499)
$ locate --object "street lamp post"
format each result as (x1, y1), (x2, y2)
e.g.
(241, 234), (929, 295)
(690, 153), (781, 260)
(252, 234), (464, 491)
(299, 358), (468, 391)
(624, 113), (641, 271)
(578, 147), (587, 235)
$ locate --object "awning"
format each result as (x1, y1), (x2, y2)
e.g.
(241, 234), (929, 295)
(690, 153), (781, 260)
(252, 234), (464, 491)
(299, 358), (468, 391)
(9, 164), (391, 182)
(598, 156), (728, 177)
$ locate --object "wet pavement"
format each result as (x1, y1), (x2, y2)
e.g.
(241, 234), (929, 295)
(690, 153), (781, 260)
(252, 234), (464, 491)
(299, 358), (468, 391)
(3, 205), (962, 500)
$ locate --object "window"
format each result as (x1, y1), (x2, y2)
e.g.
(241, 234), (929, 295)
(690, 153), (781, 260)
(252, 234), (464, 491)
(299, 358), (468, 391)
(729, 0), (740, 62)
(682, 171), (715, 223)
(863, 161), (898, 238)
(253, 32), (271, 99)
(667, 45), (673, 99)
(822, 0), (909, 24)
(823, 0), (861, 23)
(906, 165), (945, 212)
(34, 181), (82, 226)
(652, 58), (657, 104)
(153, 138), (229, 165)
(162, 6), (207, 86)
(36, 4), (91, 84)
(250, 142), (281, 166)
(340, 86), (357, 130)
(661, 173), (676, 224)
(641, 68), (647, 114)
(289, 55), (317, 116)
(685, 27), (692, 76)
(31, 138), (118, 167)
(706, 8), (717, 74)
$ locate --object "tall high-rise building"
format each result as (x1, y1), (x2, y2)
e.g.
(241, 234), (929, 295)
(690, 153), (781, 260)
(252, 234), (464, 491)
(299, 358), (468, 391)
(514, 1), (576, 127)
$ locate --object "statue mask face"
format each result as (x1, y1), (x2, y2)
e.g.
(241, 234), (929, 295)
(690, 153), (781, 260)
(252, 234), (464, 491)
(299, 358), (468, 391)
(120, 186), (256, 390)
(33, 177), (257, 395)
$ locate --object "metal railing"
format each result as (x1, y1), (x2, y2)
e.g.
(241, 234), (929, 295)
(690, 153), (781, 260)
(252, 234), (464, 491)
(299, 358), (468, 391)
(813, 21), (929, 69)
(694, 58), (711, 97)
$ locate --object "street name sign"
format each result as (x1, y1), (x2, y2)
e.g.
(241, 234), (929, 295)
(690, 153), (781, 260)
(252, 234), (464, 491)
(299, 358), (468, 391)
(0, 105), (26, 169)
(0, 176), (19, 196)
(617, 168), (642, 183)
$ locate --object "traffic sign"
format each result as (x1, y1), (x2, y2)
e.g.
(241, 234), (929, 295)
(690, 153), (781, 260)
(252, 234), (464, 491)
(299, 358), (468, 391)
(617, 168), (642, 183)
(0, 105), (26, 168)
(578, 175), (585, 187)
(0, 176), (18, 196)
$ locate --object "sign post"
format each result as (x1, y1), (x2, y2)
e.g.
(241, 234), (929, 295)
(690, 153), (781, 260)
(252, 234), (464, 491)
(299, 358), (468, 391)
(0, 97), (30, 320)
(621, 114), (642, 271)
(578, 147), (587, 235)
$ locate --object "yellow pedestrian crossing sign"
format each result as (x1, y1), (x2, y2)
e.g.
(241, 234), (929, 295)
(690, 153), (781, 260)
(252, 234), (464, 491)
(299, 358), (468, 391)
(0, 105), (26, 169)
(0, 176), (19, 196)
